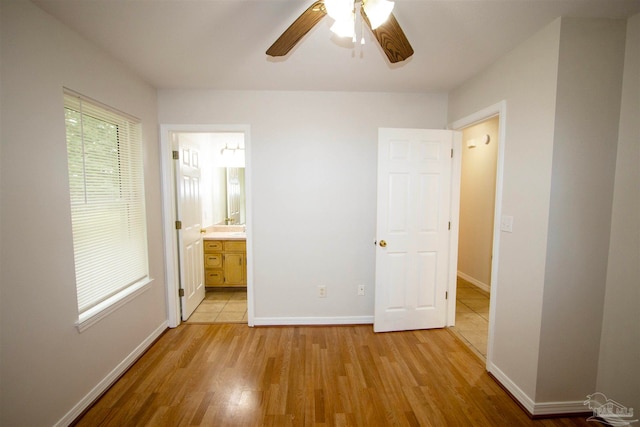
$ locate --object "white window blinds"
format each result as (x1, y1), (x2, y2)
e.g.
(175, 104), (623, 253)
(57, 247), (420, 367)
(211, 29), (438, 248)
(64, 91), (149, 320)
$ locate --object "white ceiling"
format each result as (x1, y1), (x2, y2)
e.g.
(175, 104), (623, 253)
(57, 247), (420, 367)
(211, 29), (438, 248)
(32, 0), (640, 92)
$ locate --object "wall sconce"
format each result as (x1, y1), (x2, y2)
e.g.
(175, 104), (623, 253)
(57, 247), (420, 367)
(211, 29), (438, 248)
(466, 134), (490, 149)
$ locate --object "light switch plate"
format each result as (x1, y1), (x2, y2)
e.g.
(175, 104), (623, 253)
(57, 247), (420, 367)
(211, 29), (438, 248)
(501, 215), (514, 233)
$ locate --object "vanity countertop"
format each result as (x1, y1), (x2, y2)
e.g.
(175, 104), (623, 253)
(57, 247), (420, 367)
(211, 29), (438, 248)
(202, 231), (246, 241)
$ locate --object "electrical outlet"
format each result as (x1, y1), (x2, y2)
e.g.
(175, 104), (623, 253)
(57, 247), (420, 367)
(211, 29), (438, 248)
(358, 284), (365, 296)
(318, 285), (326, 298)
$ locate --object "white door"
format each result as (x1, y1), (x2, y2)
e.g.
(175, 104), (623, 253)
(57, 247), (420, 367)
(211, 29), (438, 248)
(176, 143), (206, 320)
(374, 128), (458, 332)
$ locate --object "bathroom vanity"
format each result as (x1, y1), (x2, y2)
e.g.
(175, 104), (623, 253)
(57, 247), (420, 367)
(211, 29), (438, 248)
(202, 230), (247, 288)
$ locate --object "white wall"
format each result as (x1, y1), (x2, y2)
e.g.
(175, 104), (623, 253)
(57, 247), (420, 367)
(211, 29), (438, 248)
(0, 1), (167, 425)
(458, 116), (499, 289)
(598, 13), (640, 412)
(158, 90), (448, 321)
(449, 19), (562, 402)
(536, 17), (626, 404)
(449, 16), (630, 413)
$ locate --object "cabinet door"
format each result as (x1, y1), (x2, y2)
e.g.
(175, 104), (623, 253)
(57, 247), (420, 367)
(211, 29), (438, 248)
(224, 253), (245, 285)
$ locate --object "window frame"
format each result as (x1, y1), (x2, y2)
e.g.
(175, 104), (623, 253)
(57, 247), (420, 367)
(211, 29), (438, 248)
(63, 89), (152, 332)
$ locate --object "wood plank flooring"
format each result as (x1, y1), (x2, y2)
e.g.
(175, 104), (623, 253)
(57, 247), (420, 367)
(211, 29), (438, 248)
(75, 324), (592, 426)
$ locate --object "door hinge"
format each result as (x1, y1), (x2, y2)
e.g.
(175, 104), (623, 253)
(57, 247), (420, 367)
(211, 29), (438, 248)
(178, 288), (185, 297)
(451, 148), (453, 158)
(446, 291), (448, 300)
(175, 220), (182, 230)
(172, 150), (179, 160)
(448, 221), (451, 230)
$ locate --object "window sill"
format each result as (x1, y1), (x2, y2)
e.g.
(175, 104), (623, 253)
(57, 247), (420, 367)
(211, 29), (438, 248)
(76, 278), (153, 333)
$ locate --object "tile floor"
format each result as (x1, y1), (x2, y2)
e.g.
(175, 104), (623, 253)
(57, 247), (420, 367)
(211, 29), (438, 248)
(186, 288), (248, 323)
(451, 277), (490, 359)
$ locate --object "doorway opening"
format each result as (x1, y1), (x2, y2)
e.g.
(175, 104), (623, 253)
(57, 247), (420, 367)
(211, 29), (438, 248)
(160, 124), (253, 328)
(451, 116), (499, 359)
(448, 101), (506, 365)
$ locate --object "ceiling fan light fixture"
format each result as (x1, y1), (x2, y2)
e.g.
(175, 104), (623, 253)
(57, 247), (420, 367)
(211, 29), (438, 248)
(325, 0), (356, 38)
(265, 0), (413, 63)
(330, 15), (355, 38)
(324, 0), (353, 21)
(362, 0), (394, 29)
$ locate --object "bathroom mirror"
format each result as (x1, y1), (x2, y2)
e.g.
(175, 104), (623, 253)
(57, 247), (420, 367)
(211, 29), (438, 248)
(176, 131), (246, 227)
(213, 167), (246, 225)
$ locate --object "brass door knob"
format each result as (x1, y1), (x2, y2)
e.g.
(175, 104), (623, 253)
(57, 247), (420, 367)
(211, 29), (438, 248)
(379, 240), (387, 247)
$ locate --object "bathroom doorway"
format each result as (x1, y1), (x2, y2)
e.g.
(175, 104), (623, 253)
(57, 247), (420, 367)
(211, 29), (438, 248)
(449, 102), (505, 364)
(160, 124), (253, 328)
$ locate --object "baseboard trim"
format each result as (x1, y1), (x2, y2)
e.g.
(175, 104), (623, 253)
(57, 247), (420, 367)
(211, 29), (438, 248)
(487, 362), (591, 418)
(530, 401), (591, 418)
(252, 316), (374, 326)
(487, 362), (536, 414)
(55, 321), (168, 427)
(457, 271), (490, 293)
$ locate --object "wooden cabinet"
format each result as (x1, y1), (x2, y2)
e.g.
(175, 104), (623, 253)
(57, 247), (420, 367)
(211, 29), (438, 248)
(203, 239), (246, 287)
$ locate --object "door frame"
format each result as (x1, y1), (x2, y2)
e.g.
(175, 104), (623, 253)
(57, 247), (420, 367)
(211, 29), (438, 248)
(449, 100), (507, 367)
(159, 124), (253, 328)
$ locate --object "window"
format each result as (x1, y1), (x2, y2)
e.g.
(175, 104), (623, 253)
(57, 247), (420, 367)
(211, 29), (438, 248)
(64, 90), (150, 331)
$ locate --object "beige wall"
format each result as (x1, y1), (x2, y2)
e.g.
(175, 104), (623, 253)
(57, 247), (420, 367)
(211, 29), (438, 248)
(0, 1), (167, 425)
(458, 116), (499, 290)
(597, 13), (640, 412)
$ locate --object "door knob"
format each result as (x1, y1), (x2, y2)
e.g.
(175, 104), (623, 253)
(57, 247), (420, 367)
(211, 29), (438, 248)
(379, 240), (387, 247)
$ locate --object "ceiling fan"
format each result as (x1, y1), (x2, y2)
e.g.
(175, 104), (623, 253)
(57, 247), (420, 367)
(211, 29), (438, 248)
(266, 0), (414, 64)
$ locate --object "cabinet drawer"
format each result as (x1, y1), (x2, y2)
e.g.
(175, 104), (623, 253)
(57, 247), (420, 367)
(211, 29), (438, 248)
(224, 240), (246, 252)
(204, 254), (222, 268)
(204, 240), (223, 252)
(205, 270), (224, 286)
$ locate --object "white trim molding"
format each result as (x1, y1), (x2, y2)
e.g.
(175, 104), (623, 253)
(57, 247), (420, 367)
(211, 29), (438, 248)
(488, 361), (537, 414)
(488, 361), (590, 417)
(159, 124), (253, 328)
(449, 99), (507, 369)
(457, 271), (490, 293)
(531, 400), (591, 417)
(54, 322), (168, 427)
(253, 316), (374, 326)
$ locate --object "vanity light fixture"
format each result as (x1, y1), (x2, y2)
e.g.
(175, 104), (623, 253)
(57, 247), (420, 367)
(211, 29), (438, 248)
(220, 144), (245, 155)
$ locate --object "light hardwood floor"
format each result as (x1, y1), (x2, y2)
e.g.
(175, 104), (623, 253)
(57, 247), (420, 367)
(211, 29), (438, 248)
(74, 324), (591, 426)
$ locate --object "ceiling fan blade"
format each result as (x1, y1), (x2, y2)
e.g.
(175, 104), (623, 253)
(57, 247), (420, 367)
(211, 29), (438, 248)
(361, 10), (414, 63)
(266, 0), (327, 57)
